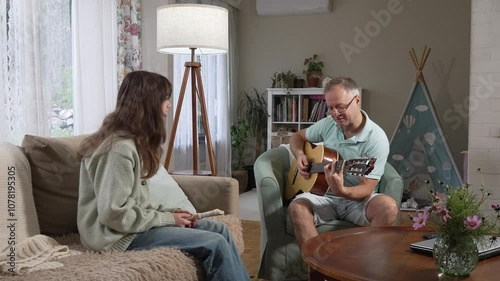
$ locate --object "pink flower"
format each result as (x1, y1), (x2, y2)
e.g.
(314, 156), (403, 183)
(464, 215), (482, 230)
(435, 192), (447, 204)
(412, 212), (428, 230)
(492, 204), (500, 212)
(436, 207), (452, 222)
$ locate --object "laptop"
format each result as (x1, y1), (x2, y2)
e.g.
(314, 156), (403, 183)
(410, 235), (500, 260)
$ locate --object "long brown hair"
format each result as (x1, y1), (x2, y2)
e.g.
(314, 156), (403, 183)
(78, 70), (172, 178)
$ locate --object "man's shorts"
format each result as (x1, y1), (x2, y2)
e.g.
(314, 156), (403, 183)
(292, 192), (383, 226)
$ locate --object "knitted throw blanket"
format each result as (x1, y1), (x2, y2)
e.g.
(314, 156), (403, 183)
(0, 235), (81, 275)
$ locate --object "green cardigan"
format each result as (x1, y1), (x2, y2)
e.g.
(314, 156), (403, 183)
(77, 138), (175, 252)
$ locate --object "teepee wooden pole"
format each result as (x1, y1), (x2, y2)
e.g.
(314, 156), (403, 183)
(421, 47), (431, 69)
(409, 50), (418, 69)
(410, 46), (431, 83)
(419, 46), (428, 69)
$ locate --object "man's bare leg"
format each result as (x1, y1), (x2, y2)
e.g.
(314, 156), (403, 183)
(289, 199), (318, 250)
(365, 195), (399, 226)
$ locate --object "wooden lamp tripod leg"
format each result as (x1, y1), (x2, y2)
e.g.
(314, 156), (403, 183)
(164, 62), (217, 176)
(164, 65), (190, 171)
(194, 67), (217, 176)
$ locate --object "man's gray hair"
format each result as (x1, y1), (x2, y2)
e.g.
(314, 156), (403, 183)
(324, 77), (360, 97)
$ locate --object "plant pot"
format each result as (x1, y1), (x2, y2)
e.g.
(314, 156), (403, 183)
(245, 165), (255, 191)
(307, 77), (320, 88)
(232, 170), (248, 194)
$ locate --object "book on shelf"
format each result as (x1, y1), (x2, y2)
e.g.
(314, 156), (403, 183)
(308, 101), (319, 122)
(302, 97), (309, 122)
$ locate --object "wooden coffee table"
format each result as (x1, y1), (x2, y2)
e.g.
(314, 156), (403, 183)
(302, 226), (500, 281)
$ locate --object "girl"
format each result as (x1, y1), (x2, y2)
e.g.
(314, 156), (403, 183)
(77, 70), (249, 281)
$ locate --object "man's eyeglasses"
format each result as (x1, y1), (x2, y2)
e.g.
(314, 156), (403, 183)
(327, 95), (357, 115)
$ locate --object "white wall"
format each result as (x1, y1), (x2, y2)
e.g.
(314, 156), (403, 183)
(468, 0), (500, 207)
(142, 0), (174, 162)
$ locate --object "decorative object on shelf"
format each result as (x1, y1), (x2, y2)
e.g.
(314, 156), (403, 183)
(410, 169), (500, 277)
(277, 127), (290, 145)
(303, 54), (324, 88)
(157, 4), (228, 176)
(322, 76), (332, 88)
(272, 71), (296, 88)
(294, 77), (305, 88)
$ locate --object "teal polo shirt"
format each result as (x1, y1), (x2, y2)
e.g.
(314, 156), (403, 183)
(306, 110), (389, 187)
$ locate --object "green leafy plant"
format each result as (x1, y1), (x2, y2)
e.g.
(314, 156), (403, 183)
(411, 169), (500, 246)
(238, 88), (269, 162)
(272, 71), (296, 88)
(230, 120), (250, 170)
(303, 54), (324, 78)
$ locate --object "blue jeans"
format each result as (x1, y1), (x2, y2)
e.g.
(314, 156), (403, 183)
(126, 220), (249, 281)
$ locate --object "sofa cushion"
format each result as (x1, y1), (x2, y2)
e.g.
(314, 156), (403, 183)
(21, 135), (87, 235)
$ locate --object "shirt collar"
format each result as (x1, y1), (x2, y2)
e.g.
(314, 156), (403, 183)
(335, 110), (373, 143)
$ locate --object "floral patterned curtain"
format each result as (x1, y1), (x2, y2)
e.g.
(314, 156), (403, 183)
(117, 0), (142, 86)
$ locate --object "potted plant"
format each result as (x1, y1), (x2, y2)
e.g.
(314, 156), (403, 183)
(238, 87), (269, 161)
(303, 54), (324, 87)
(272, 71), (296, 88)
(230, 120), (250, 193)
(237, 88), (269, 189)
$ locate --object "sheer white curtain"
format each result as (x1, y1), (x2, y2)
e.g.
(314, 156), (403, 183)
(0, 0), (61, 144)
(172, 54), (231, 176)
(72, 0), (118, 135)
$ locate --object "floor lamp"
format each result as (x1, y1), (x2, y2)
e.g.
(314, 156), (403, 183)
(157, 4), (228, 176)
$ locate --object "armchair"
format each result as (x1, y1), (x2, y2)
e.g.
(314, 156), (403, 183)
(254, 146), (403, 281)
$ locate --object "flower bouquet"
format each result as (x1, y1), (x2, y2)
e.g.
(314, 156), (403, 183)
(410, 169), (500, 276)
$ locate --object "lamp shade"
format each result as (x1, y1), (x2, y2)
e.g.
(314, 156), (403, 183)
(157, 4), (228, 55)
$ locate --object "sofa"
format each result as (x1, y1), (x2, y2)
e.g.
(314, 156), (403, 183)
(254, 146), (404, 281)
(0, 135), (243, 281)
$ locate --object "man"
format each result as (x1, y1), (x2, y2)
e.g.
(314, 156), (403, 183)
(288, 77), (398, 249)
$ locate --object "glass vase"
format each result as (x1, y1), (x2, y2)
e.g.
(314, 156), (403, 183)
(432, 234), (479, 277)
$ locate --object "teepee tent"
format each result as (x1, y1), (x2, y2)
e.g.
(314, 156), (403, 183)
(388, 46), (463, 208)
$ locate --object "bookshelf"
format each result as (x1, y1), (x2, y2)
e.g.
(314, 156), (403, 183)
(267, 88), (325, 149)
(266, 87), (362, 149)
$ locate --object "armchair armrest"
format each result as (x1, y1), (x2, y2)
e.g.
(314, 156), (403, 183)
(377, 163), (404, 207)
(254, 147), (291, 238)
(172, 175), (239, 216)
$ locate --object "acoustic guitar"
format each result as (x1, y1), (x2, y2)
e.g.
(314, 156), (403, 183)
(285, 142), (376, 200)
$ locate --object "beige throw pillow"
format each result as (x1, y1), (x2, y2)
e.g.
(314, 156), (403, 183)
(21, 135), (87, 235)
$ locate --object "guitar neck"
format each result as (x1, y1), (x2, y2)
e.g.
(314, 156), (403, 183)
(309, 160), (345, 174)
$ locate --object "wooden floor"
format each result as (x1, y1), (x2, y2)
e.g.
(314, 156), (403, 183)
(241, 220), (268, 281)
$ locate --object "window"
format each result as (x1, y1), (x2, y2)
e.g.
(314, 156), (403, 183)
(0, 0), (73, 143)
